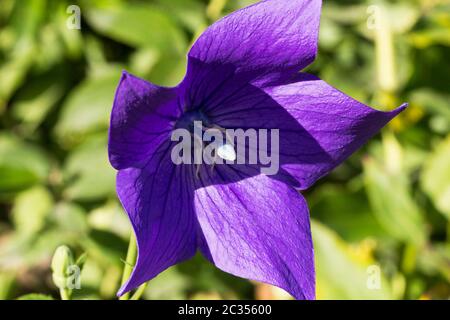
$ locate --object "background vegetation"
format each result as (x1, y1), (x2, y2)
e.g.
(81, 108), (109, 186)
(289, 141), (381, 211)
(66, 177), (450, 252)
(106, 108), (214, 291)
(0, 0), (449, 300)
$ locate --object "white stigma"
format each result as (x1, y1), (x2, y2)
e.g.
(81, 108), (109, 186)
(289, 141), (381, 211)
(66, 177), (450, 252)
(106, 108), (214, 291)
(216, 143), (237, 162)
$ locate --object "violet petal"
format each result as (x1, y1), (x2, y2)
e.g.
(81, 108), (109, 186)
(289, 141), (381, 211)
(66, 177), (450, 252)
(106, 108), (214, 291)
(195, 172), (315, 300)
(109, 71), (179, 170)
(189, 0), (321, 79)
(116, 144), (197, 296)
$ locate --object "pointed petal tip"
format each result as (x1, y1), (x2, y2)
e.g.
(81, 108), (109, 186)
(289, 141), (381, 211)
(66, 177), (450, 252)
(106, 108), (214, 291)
(119, 70), (138, 82)
(119, 70), (139, 84)
(394, 102), (409, 114)
(387, 102), (408, 118)
(116, 277), (137, 297)
(114, 70), (134, 97)
(116, 285), (128, 298)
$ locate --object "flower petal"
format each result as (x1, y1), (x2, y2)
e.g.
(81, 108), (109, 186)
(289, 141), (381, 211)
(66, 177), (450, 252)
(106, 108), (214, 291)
(116, 142), (197, 296)
(195, 172), (315, 300)
(265, 74), (406, 189)
(210, 73), (406, 189)
(109, 71), (179, 170)
(189, 0), (321, 78)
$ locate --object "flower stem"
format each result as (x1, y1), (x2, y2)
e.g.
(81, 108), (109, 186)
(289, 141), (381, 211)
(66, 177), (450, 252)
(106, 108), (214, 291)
(130, 282), (148, 300)
(59, 288), (71, 301)
(374, 4), (398, 94)
(119, 232), (137, 300)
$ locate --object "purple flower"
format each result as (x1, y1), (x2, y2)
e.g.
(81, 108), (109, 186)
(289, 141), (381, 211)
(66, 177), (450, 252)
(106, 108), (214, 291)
(109, 0), (405, 300)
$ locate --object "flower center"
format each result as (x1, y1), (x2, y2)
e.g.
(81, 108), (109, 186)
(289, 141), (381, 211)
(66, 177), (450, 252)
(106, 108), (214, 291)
(175, 109), (211, 132)
(172, 109), (236, 174)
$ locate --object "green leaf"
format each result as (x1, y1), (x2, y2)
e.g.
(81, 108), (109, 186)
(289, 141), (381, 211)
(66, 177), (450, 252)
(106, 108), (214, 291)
(75, 253), (88, 269)
(75, 258), (103, 296)
(310, 186), (387, 242)
(53, 2), (83, 59)
(0, 272), (15, 299)
(63, 135), (115, 201)
(410, 89), (450, 120)
(0, 0), (47, 108)
(128, 48), (187, 87)
(0, 230), (79, 271)
(410, 27), (450, 48)
(0, 49), (34, 110)
(206, 0), (227, 21)
(12, 68), (67, 128)
(322, 4), (366, 25)
(81, 229), (127, 267)
(148, 52), (187, 87)
(88, 201), (130, 238)
(0, 134), (50, 194)
(84, 2), (187, 54)
(8, 0), (46, 41)
(17, 293), (54, 300)
(51, 202), (89, 234)
(12, 186), (53, 235)
(319, 17), (344, 50)
(128, 47), (160, 77)
(144, 267), (190, 300)
(0, 0), (14, 23)
(417, 244), (450, 283)
(363, 157), (426, 246)
(55, 70), (120, 146)
(313, 220), (392, 300)
(421, 136), (450, 219)
(156, 0), (206, 32)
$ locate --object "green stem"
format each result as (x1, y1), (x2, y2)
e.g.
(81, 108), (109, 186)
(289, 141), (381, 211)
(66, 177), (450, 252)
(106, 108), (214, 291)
(374, 5), (398, 94)
(119, 232), (137, 300)
(59, 288), (71, 300)
(207, 0), (227, 21)
(130, 282), (148, 300)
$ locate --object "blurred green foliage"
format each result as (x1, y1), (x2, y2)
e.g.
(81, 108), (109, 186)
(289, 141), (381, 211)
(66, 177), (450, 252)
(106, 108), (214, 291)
(0, 0), (449, 300)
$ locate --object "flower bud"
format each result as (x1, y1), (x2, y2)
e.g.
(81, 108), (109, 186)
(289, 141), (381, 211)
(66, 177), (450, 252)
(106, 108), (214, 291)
(51, 245), (74, 289)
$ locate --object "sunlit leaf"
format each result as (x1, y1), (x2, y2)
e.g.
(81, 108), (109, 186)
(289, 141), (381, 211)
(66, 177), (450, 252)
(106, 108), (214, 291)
(313, 220), (392, 300)
(12, 68), (67, 129)
(143, 267), (191, 300)
(84, 2), (187, 54)
(0, 0), (47, 107)
(0, 229), (79, 271)
(51, 202), (89, 234)
(410, 27), (450, 48)
(410, 89), (450, 121)
(363, 157), (427, 246)
(421, 135), (450, 219)
(55, 70), (120, 146)
(156, 0), (206, 32)
(0, 134), (50, 194)
(417, 244), (450, 283)
(88, 202), (130, 239)
(311, 186), (387, 242)
(63, 135), (115, 201)
(81, 229), (127, 267)
(12, 186), (53, 235)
